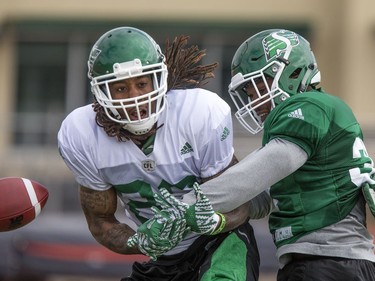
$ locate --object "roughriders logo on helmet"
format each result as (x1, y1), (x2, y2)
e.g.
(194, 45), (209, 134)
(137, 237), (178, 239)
(263, 30), (299, 62)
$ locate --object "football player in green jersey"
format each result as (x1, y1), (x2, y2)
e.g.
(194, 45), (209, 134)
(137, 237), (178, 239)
(145, 29), (375, 280)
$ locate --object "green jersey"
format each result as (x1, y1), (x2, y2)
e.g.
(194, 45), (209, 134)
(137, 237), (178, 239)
(263, 89), (374, 247)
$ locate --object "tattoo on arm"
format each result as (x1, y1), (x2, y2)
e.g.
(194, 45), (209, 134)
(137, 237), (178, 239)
(79, 185), (140, 254)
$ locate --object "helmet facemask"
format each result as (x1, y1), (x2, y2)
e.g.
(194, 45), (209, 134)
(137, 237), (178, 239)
(87, 27), (169, 136)
(91, 59), (168, 135)
(229, 61), (289, 134)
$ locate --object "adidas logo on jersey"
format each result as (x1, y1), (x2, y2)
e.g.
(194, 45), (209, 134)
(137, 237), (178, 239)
(180, 142), (194, 155)
(288, 108), (304, 120)
(221, 127), (230, 141)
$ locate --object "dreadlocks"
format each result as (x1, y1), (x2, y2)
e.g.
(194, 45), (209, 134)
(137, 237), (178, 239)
(165, 35), (218, 90)
(94, 35), (219, 143)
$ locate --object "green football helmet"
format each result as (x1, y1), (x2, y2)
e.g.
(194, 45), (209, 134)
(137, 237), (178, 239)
(88, 27), (168, 135)
(229, 29), (321, 134)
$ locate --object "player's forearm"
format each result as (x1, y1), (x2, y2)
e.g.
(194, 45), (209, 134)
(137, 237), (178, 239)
(220, 192), (273, 232)
(183, 138), (307, 213)
(88, 218), (141, 255)
(79, 186), (141, 255)
(247, 190), (274, 219)
(222, 201), (251, 232)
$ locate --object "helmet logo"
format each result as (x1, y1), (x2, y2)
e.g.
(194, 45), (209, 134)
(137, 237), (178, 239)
(88, 46), (102, 74)
(263, 30), (299, 62)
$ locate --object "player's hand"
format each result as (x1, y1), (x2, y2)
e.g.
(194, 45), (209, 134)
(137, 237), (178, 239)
(127, 207), (188, 260)
(155, 182), (222, 235)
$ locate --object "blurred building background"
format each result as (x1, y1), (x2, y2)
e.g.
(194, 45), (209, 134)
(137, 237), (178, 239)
(0, 0), (375, 280)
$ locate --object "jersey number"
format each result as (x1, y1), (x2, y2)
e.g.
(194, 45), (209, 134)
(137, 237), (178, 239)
(349, 137), (374, 187)
(114, 176), (196, 222)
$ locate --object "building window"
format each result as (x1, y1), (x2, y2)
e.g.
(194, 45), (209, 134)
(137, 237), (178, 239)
(15, 43), (67, 146)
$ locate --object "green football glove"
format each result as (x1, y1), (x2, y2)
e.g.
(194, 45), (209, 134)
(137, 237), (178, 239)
(127, 206), (188, 260)
(155, 182), (223, 235)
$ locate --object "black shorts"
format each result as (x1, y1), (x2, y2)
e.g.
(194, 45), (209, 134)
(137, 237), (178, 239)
(277, 254), (375, 281)
(121, 222), (260, 281)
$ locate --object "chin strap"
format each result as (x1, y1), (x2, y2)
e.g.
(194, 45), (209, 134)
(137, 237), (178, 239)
(93, 101), (165, 143)
(122, 123), (164, 146)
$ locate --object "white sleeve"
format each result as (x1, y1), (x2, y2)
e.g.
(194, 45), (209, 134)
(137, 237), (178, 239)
(184, 89), (235, 179)
(182, 138), (308, 213)
(197, 105), (234, 179)
(58, 141), (109, 190)
(57, 108), (111, 190)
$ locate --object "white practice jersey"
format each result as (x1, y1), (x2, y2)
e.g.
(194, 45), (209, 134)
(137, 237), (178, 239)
(58, 88), (234, 254)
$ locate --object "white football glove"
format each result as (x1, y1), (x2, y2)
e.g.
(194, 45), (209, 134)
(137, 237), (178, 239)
(154, 182), (222, 235)
(127, 206), (188, 260)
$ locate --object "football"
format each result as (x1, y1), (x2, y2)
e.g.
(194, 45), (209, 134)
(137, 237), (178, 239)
(0, 177), (49, 232)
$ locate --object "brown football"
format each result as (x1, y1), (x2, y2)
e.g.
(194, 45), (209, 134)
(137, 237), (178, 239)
(0, 177), (49, 231)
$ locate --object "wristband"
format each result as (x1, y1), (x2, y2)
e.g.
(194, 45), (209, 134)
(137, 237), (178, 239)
(210, 212), (226, 235)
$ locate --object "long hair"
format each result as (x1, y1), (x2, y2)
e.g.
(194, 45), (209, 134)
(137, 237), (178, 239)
(93, 35), (219, 143)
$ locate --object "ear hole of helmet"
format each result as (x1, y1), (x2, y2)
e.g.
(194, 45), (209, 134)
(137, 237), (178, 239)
(289, 68), (302, 80)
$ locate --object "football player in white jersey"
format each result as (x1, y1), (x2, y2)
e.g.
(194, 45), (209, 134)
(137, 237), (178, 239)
(58, 27), (261, 280)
